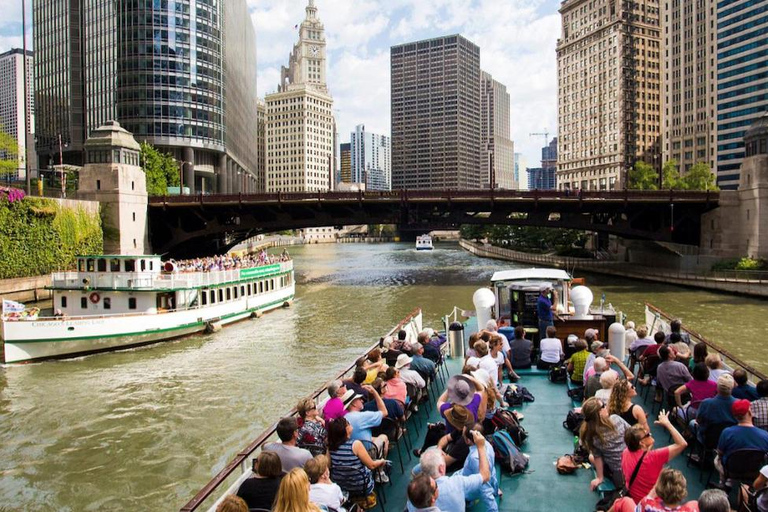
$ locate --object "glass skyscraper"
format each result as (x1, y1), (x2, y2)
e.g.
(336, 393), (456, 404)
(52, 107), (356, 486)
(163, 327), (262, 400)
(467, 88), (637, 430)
(715, 0), (768, 189)
(34, 0), (258, 193)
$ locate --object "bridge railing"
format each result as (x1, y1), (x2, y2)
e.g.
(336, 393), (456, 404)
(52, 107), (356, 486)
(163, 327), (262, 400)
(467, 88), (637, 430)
(148, 189), (720, 205)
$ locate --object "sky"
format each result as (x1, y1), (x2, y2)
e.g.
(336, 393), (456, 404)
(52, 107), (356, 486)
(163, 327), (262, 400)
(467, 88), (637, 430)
(0, 0), (562, 177)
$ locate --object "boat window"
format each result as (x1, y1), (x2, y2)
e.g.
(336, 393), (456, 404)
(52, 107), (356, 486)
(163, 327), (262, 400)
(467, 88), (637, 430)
(78, 260), (85, 272)
(247, 283), (252, 295)
(125, 260), (136, 272)
(218, 289), (224, 302)
(128, 297), (137, 310)
(201, 293), (207, 306)
(240, 285), (245, 296)
(140, 260), (146, 272)
(233, 287), (238, 299)
(60, 296), (67, 308)
(81, 297), (88, 309)
(97, 259), (107, 272)
(210, 290), (215, 304)
(103, 298), (111, 310)
(226, 288), (231, 301)
(271, 279), (275, 290)
(110, 259), (120, 272)
(149, 261), (153, 271)
(87, 259), (95, 272)
(259, 281), (263, 293)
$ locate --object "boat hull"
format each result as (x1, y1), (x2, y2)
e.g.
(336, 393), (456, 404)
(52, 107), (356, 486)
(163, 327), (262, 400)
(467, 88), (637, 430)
(1, 285), (294, 364)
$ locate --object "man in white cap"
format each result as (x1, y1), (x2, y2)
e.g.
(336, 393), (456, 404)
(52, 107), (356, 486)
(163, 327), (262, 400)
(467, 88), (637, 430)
(397, 353), (426, 389)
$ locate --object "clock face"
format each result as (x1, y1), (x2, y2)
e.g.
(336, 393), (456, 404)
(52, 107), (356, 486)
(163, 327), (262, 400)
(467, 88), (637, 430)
(310, 45), (319, 56)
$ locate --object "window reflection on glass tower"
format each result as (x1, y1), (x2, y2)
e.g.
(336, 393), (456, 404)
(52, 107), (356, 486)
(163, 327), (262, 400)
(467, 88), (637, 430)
(33, 0), (258, 194)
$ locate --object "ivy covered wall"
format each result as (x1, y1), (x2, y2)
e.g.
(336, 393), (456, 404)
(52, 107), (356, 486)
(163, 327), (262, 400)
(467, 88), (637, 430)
(0, 196), (103, 279)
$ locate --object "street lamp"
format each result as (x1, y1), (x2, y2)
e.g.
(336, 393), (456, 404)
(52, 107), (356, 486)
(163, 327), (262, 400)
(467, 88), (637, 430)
(58, 134), (68, 198)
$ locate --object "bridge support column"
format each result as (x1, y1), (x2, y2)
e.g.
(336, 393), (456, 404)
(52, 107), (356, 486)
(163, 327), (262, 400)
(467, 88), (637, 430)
(183, 147), (195, 194)
(217, 154), (226, 194)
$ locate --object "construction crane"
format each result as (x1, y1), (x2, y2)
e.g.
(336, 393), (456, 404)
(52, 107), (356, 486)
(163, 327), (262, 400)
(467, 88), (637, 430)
(529, 130), (550, 147)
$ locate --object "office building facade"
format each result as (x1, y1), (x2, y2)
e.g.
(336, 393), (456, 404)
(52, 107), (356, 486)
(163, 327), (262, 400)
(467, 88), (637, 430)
(514, 153), (528, 190)
(714, 0), (768, 189)
(391, 35), (482, 189)
(528, 137), (558, 190)
(350, 125), (391, 191)
(33, 0), (258, 193)
(556, 0), (662, 190)
(265, 1), (335, 193)
(339, 143), (351, 183)
(256, 100), (266, 193)
(481, 71), (515, 189)
(0, 49), (34, 176)
(661, 0), (717, 179)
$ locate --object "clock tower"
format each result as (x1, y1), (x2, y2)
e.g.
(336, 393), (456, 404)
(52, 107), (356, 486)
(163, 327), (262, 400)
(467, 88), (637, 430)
(279, 0), (328, 93)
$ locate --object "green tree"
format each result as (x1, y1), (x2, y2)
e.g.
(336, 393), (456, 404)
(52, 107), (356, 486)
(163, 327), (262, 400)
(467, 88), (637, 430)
(681, 162), (718, 191)
(0, 127), (20, 177)
(662, 159), (684, 190)
(628, 161), (659, 190)
(459, 225), (488, 241)
(140, 142), (180, 196)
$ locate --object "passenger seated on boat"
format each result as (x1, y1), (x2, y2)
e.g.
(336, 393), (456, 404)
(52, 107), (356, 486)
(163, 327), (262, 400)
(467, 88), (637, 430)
(410, 343), (437, 380)
(674, 363), (717, 421)
(691, 374), (737, 443)
(236, 450), (283, 510)
(322, 381), (348, 421)
(749, 466), (768, 512)
(509, 326), (533, 370)
(696, 489), (730, 512)
(629, 326), (655, 360)
(714, 399), (768, 485)
(396, 354), (426, 389)
(580, 397), (631, 490)
(345, 385), (390, 457)
(584, 337), (609, 382)
(343, 367), (371, 403)
(485, 319), (511, 357)
(390, 329), (413, 353)
(296, 397), (328, 457)
(620, 410), (688, 504)
(272, 468), (323, 512)
(538, 326), (564, 370)
(752, 380), (768, 431)
(461, 423), (499, 512)
(625, 321), (638, 349)
(407, 474), (441, 512)
(609, 380), (650, 431)
(430, 407), (476, 473)
(264, 417), (314, 473)
(382, 366), (408, 409)
(417, 331), (443, 364)
(665, 319), (692, 346)
(595, 370), (619, 403)
(471, 368), (506, 431)
(327, 418), (388, 499)
(732, 369), (760, 401)
(706, 354), (730, 383)
(216, 494), (249, 512)
(657, 346), (693, 397)
(567, 338), (591, 385)
(407, 430), (491, 512)
(621, 468), (699, 512)
(305, 455), (346, 512)
(465, 333), (480, 360)
(637, 332), (667, 385)
(364, 378), (404, 420)
(439, 375), (486, 432)
(585, 358), (610, 399)
(361, 350), (387, 384)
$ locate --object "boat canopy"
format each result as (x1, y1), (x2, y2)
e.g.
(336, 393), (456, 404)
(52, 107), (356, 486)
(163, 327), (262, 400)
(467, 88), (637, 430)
(490, 268), (572, 283)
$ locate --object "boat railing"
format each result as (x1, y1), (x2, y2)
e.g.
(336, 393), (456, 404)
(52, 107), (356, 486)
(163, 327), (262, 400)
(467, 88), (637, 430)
(645, 303), (767, 383)
(179, 307), (423, 512)
(50, 262), (293, 291)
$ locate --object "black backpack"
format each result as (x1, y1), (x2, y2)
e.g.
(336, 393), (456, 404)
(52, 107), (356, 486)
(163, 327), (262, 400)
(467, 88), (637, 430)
(563, 409), (585, 434)
(549, 365), (568, 383)
(505, 386), (535, 407)
(491, 409), (528, 446)
(567, 386), (585, 402)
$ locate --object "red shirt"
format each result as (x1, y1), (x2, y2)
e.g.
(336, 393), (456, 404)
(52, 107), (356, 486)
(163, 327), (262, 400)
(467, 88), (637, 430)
(622, 447), (670, 503)
(637, 496), (699, 512)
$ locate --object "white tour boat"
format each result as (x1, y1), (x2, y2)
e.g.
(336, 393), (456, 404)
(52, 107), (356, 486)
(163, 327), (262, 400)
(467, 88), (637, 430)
(415, 234), (434, 251)
(0, 254), (295, 364)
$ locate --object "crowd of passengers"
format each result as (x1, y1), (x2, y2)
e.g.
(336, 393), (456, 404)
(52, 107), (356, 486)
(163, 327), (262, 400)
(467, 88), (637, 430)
(214, 314), (768, 512)
(171, 249), (290, 273)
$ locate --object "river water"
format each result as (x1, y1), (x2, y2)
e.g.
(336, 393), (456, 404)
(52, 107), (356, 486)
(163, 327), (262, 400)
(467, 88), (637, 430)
(1, 242), (766, 511)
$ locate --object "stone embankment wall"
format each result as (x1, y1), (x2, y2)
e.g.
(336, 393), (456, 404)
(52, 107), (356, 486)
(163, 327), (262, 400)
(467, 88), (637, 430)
(461, 239), (768, 298)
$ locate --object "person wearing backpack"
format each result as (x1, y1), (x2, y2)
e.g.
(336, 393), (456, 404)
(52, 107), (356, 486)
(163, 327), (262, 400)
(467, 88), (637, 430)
(407, 431), (491, 512)
(461, 423), (499, 512)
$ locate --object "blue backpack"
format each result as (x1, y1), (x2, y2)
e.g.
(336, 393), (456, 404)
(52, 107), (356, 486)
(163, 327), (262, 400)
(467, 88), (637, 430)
(489, 430), (529, 474)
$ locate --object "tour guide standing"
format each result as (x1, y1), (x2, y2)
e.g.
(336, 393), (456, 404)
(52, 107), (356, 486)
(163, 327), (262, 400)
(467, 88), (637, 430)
(537, 286), (557, 339)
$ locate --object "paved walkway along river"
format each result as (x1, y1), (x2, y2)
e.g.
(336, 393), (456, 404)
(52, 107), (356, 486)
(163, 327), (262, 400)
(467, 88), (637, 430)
(1, 242), (766, 511)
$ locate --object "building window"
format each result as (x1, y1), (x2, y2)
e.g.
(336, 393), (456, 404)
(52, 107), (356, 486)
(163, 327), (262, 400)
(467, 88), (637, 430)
(128, 298), (137, 310)
(110, 259), (120, 272)
(97, 180), (101, 190)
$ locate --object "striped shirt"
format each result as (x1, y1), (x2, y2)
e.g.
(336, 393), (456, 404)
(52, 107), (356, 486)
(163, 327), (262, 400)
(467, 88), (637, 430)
(330, 440), (374, 495)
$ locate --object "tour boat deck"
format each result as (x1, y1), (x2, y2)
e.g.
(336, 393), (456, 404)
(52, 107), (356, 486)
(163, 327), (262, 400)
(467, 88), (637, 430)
(384, 331), (706, 511)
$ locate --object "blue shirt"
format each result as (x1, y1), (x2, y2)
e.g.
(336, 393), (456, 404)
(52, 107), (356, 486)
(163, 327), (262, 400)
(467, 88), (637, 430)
(733, 385), (760, 401)
(461, 445), (498, 512)
(411, 354), (436, 377)
(407, 473), (484, 512)
(697, 395), (737, 432)
(718, 425), (768, 464)
(537, 295), (553, 322)
(346, 410), (382, 443)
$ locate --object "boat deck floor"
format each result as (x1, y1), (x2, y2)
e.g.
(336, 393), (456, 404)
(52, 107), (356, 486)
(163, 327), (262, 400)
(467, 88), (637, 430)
(384, 357), (707, 512)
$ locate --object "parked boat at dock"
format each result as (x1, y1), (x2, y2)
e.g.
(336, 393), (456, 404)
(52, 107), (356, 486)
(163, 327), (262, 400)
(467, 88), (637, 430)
(0, 254), (294, 364)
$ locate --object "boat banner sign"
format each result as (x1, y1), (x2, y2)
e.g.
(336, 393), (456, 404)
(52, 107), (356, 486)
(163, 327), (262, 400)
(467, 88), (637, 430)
(239, 264), (281, 279)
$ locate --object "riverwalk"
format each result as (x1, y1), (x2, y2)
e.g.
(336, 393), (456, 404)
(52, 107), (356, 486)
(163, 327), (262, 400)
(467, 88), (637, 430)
(460, 239), (768, 298)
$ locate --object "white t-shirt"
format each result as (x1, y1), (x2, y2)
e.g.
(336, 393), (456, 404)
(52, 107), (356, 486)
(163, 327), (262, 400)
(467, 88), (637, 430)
(595, 388), (612, 403)
(466, 356), (482, 369)
(479, 354), (500, 387)
(539, 337), (564, 364)
(497, 332), (511, 354)
(310, 482), (346, 511)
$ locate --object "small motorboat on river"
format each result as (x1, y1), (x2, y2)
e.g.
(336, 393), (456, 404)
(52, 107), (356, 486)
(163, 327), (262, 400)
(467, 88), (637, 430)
(415, 235), (433, 251)
(0, 254), (295, 364)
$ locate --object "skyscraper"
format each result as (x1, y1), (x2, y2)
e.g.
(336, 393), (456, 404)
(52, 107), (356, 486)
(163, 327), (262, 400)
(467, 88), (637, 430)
(481, 71), (515, 189)
(351, 125), (391, 191)
(339, 143), (351, 183)
(256, 100), (266, 193)
(391, 35), (482, 189)
(0, 49), (34, 177)
(528, 137), (558, 190)
(514, 153), (528, 190)
(661, 0), (716, 179)
(714, 0), (768, 189)
(265, 1), (335, 193)
(556, 0), (662, 191)
(33, 0), (258, 193)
